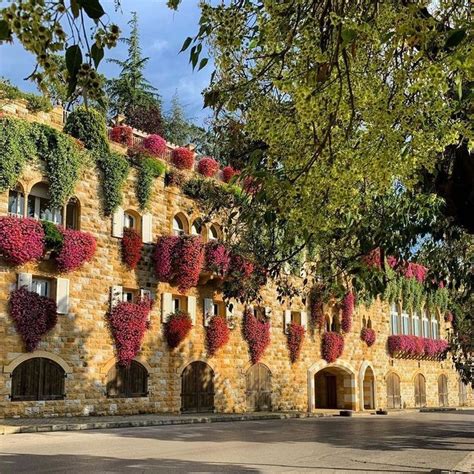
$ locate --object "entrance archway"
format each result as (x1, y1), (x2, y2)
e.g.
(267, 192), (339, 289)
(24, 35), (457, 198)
(314, 366), (355, 410)
(246, 363), (272, 411)
(361, 365), (375, 410)
(181, 361), (214, 413)
(414, 373), (427, 407)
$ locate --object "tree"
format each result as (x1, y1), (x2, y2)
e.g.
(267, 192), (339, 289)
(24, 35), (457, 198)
(107, 12), (164, 134)
(163, 92), (191, 145)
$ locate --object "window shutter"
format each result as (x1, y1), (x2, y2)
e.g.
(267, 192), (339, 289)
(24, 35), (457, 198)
(284, 310), (292, 334)
(110, 285), (123, 309)
(56, 278), (70, 314)
(187, 296), (197, 325)
(141, 213), (153, 244)
(161, 292), (172, 322)
(203, 298), (214, 327)
(17, 273), (32, 291)
(111, 206), (124, 238)
(140, 288), (152, 300)
(300, 311), (308, 330)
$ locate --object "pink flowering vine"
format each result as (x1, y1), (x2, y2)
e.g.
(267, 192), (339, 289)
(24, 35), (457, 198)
(222, 165), (238, 183)
(287, 322), (305, 363)
(197, 157), (220, 177)
(243, 308), (270, 364)
(361, 327), (376, 347)
(204, 241), (230, 275)
(143, 134), (167, 156)
(206, 315), (230, 356)
(388, 335), (448, 358)
(310, 286), (325, 329)
(171, 147), (194, 170)
(175, 235), (205, 292)
(110, 125), (133, 147)
(321, 331), (344, 363)
(341, 292), (354, 333)
(164, 310), (193, 349)
(154, 235), (181, 281)
(121, 227), (143, 269)
(56, 228), (96, 272)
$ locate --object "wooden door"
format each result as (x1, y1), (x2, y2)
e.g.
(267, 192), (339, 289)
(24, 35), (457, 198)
(387, 373), (401, 409)
(246, 363), (272, 411)
(459, 380), (467, 406)
(181, 362), (214, 413)
(438, 375), (448, 407)
(326, 375), (337, 408)
(414, 374), (426, 407)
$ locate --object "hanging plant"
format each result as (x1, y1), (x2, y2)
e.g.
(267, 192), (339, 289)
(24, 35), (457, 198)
(341, 291), (354, 333)
(154, 235), (181, 282)
(171, 147), (194, 170)
(56, 228), (96, 273)
(310, 285), (325, 329)
(204, 240), (230, 275)
(143, 134), (167, 156)
(222, 165), (238, 183)
(287, 322), (305, 363)
(164, 310), (193, 349)
(0, 216), (45, 265)
(223, 254), (265, 302)
(110, 125), (133, 147)
(136, 156), (166, 209)
(388, 335), (448, 358)
(321, 331), (344, 363)
(121, 227), (143, 269)
(175, 235), (205, 292)
(9, 287), (57, 352)
(197, 157), (220, 177)
(41, 220), (64, 253)
(361, 328), (376, 347)
(242, 308), (270, 364)
(206, 315), (230, 356)
(107, 297), (152, 366)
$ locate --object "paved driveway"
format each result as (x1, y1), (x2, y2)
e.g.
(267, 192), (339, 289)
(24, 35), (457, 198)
(0, 411), (472, 473)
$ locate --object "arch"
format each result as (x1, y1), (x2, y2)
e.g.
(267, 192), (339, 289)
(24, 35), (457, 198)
(177, 357), (217, 375)
(414, 373), (427, 407)
(8, 183), (26, 217)
(100, 356), (154, 375)
(65, 196), (81, 230)
(124, 208), (141, 232)
(438, 374), (449, 407)
(191, 217), (205, 238)
(246, 363), (272, 411)
(359, 361), (377, 410)
(106, 360), (148, 398)
(3, 351), (72, 374)
(308, 360), (357, 412)
(386, 371), (401, 409)
(181, 361), (215, 413)
(172, 212), (189, 235)
(28, 182), (63, 224)
(208, 223), (221, 241)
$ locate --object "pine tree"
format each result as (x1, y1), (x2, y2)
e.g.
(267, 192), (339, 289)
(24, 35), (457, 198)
(164, 92), (190, 145)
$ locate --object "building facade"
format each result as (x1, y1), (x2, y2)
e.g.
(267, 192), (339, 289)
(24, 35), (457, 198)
(0, 102), (471, 418)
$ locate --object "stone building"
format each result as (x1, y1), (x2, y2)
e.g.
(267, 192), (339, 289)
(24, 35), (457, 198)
(0, 101), (471, 419)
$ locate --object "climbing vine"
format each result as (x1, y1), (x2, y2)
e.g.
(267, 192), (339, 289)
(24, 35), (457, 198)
(137, 156), (166, 209)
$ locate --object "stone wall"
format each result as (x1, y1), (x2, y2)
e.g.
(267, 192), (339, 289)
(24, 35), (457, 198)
(0, 109), (472, 418)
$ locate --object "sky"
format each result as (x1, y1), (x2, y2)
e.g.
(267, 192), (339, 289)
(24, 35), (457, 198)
(0, 0), (213, 124)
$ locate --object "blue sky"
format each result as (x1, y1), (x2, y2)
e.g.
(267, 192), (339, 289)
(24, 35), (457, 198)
(0, 0), (212, 124)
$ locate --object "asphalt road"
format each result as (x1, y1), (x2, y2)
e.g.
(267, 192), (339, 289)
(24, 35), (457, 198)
(0, 411), (473, 473)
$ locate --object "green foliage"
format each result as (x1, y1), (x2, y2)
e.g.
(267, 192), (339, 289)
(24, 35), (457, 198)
(137, 157), (166, 209)
(0, 117), (84, 206)
(97, 152), (130, 215)
(41, 220), (63, 252)
(0, 78), (52, 112)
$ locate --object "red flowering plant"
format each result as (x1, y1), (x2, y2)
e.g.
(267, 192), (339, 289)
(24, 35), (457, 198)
(341, 291), (354, 333)
(121, 227), (143, 269)
(154, 235), (181, 282)
(321, 331), (344, 363)
(402, 262), (428, 283)
(222, 165), (238, 183)
(242, 308), (271, 364)
(388, 335), (448, 358)
(143, 134), (167, 156)
(206, 315), (230, 356)
(110, 125), (133, 147)
(310, 285), (325, 330)
(9, 287), (57, 352)
(56, 228), (96, 272)
(445, 311), (454, 323)
(204, 240), (230, 276)
(164, 310), (193, 349)
(171, 147), (195, 170)
(360, 327), (376, 347)
(197, 157), (220, 177)
(0, 216), (44, 265)
(107, 297), (152, 366)
(287, 321), (305, 363)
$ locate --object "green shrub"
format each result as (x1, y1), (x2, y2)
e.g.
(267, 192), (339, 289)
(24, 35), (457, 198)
(98, 152), (130, 215)
(41, 220), (64, 252)
(137, 157), (166, 209)
(0, 79), (52, 112)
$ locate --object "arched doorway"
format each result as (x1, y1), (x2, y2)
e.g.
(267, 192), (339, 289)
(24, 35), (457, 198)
(438, 375), (448, 407)
(414, 374), (427, 407)
(361, 366), (375, 409)
(386, 373), (401, 409)
(246, 363), (272, 411)
(314, 366), (355, 409)
(181, 361), (214, 413)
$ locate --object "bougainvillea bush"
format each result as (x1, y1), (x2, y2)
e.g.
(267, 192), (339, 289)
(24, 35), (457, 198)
(206, 315), (230, 356)
(204, 241), (230, 276)
(56, 228), (96, 272)
(154, 235), (181, 281)
(171, 147), (194, 170)
(321, 331), (344, 363)
(223, 254), (265, 302)
(121, 227), (143, 269)
(341, 292), (354, 333)
(310, 285), (325, 329)
(242, 308), (270, 364)
(287, 322), (305, 363)
(107, 298), (152, 366)
(110, 125), (133, 148)
(0, 216), (44, 265)
(361, 327), (376, 347)
(197, 157), (220, 177)
(222, 165), (238, 183)
(164, 310), (193, 349)
(9, 287), (57, 352)
(143, 134), (167, 156)
(387, 335), (448, 358)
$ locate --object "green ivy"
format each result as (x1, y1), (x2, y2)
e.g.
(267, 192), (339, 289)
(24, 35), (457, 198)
(41, 220), (63, 252)
(0, 79), (52, 113)
(137, 156), (166, 209)
(426, 287), (450, 314)
(98, 152), (130, 215)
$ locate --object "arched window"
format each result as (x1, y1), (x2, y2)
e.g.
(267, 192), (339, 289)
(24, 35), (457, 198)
(124, 210), (139, 231)
(173, 215), (185, 236)
(191, 218), (203, 236)
(208, 224), (220, 241)
(422, 311), (430, 338)
(390, 303), (400, 335)
(331, 314), (341, 332)
(11, 357), (65, 401)
(8, 184), (25, 217)
(27, 183), (62, 224)
(401, 308), (410, 335)
(106, 361), (148, 398)
(412, 311), (421, 336)
(65, 197), (80, 230)
(431, 314), (439, 339)
(325, 316), (331, 333)
(367, 318), (372, 329)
